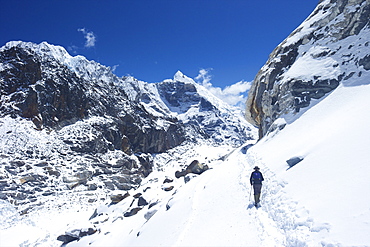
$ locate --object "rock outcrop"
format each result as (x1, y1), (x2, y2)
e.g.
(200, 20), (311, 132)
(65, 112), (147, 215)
(0, 42), (185, 154)
(245, 0), (370, 138)
(0, 41), (255, 210)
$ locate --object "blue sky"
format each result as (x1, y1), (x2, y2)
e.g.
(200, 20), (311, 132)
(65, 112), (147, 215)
(1, 0), (318, 106)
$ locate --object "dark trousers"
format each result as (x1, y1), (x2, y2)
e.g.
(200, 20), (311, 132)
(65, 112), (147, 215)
(253, 184), (262, 204)
(253, 184), (262, 195)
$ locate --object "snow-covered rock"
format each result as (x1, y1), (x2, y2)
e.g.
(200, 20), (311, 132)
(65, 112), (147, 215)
(0, 40), (256, 246)
(245, 0), (370, 138)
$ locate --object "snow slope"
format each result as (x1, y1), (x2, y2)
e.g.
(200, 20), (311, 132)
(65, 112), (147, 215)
(65, 84), (370, 247)
(1, 82), (369, 246)
(78, 143), (261, 247)
(249, 83), (370, 246)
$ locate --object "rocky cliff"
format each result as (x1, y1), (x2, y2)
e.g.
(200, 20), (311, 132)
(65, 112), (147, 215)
(0, 41), (254, 209)
(0, 41), (186, 154)
(245, 0), (370, 138)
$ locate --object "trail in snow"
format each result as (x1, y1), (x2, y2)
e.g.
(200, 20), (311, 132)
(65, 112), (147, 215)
(125, 143), (330, 246)
(245, 147), (336, 247)
(171, 142), (329, 247)
(171, 145), (260, 247)
(8, 142), (339, 247)
(116, 144), (262, 247)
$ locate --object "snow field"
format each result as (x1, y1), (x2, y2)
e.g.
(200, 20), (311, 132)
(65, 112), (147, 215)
(114, 143), (262, 247)
(0, 190), (105, 246)
(250, 84), (370, 246)
(2, 81), (370, 246)
(246, 151), (333, 247)
(74, 140), (334, 247)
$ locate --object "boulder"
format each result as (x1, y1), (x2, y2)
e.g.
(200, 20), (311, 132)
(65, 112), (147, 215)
(163, 177), (173, 184)
(87, 183), (98, 191)
(110, 192), (130, 204)
(188, 160), (209, 175)
(175, 160), (209, 178)
(286, 157), (304, 170)
(138, 196), (148, 206)
(57, 227), (97, 245)
(63, 170), (93, 189)
(133, 193), (142, 198)
(144, 209), (158, 220)
(163, 186), (174, 191)
(124, 207), (142, 217)
(0, 192), (7, 200)
(57, 234), (78, 245)
(20, 176), (35, 184)
(43, 167), (60, 177)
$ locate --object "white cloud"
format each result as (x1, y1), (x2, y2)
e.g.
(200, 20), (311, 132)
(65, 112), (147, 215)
(111, 64), (119, 73)
(195, 68), (252, 108)
(78, 28), (96, 48)
(195, 68), (213, 87)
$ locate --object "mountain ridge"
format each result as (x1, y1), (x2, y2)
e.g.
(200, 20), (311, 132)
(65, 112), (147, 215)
(245, 0), (370, 138)
(0, 40), (256, 221)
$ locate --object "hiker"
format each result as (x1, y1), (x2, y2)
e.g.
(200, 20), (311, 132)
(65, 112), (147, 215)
(250, 166), (264, 206)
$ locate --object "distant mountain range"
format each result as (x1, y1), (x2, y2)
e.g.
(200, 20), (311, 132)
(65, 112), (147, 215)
(0, 40), (255, 209)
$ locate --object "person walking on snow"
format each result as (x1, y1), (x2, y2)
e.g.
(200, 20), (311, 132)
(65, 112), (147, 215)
(250, 166), (264, 206)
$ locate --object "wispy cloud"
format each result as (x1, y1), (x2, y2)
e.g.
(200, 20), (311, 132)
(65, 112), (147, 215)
(195, 68), (213, 87)
(195, 68), (252, 108)
(67, 45), (79, 54)
(78, 28), (96, 48)
(111, 64), (119, 73)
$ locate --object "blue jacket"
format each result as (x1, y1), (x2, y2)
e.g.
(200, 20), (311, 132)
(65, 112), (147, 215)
(250, 171), (264, 185)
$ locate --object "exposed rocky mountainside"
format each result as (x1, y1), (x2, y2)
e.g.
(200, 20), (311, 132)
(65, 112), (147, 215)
(0, 41), (254, 213)
(245, 0), (370, 138)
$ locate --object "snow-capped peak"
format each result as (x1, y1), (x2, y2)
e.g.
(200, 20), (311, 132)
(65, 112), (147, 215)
(2, 41), (73, 61)
(173, 70), (195, 84)
(1, 41), (114, 82)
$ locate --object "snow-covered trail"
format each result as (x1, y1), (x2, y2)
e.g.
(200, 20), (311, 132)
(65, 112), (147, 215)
(1, 142), (332, 247)
(246, 147), (343, 247)
(170, 145), (261, 247)
(168, 143), (325, 247)
(246, 151), (313, 247)
(4, 140), (333, 247)
(116, 143), (325, 247)
(110, 144), (262, 247)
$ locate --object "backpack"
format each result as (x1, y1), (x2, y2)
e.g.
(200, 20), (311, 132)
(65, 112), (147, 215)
(252, 171), (262, 182)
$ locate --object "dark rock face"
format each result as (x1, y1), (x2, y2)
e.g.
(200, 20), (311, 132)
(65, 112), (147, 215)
(0, 42), (183, 206)
(0, 42), (185, 154)
(0, 41), (255, 210)
(157, 72), (254, 145)
(245, 0), (370, 138)
(157, 80), (215, 113)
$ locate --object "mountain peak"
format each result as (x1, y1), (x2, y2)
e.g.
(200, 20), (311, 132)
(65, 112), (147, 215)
(173, 70), (195, 84)
(2, 41), (70, 59)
